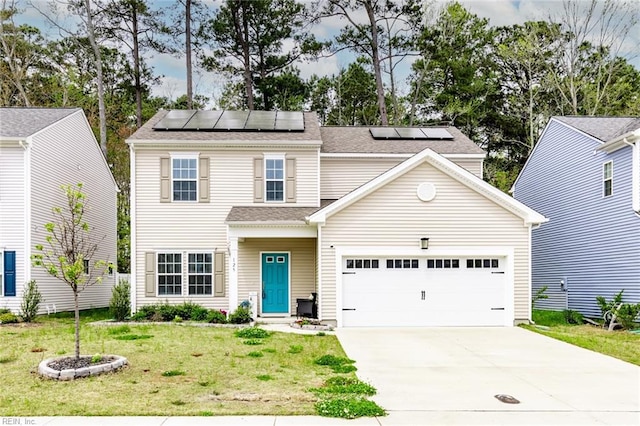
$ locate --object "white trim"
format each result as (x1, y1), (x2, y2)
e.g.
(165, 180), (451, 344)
(264, 154), (285, 203)
(170, 153), (199, 202)
(633, 141), (640, 214)
(333, 246), (515, 328)
(128, 139), (323, 148)
(228, 235), (239, 310)
(153, 249), (218, 298)
(228, 225), (317, 238)
(308, 148), (547, 226)
(155, 251), (185, 297)
(316, 147), (321, 207)
(317, 224), (323, 321)
(259, 251), (291, 316)
(0, 249), (4, 297)
(130, 146), (136, 312)
(320, 152), (486, 159)
(527, 224), (532, 323)
(24, 136), (32, 285)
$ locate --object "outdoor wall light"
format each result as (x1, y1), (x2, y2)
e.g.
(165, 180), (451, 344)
(420, 237), (429, 249)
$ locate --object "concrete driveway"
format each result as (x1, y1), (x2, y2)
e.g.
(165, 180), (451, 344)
(336, 327), (640, 425)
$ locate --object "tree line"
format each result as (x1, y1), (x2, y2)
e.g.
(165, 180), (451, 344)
(1, 0), (638, 272)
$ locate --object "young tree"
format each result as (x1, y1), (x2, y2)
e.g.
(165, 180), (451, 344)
(32, 183), (112, 360)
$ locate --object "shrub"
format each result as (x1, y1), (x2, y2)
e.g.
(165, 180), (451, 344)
(596, 290), (625, 319)
(228, 306), (252, 324)
(174, 302), (205, 320)
(20, 280), (42, 322)
(0, 312), (18, 324)
(315, 355), (355, 366)
(206, 309), (228, 324)
(562, 309), (583, 325)
(109, 279), (130, 322)
(315, 397), (385, 419)
(235, 327), (270, 339)
(313, 377), (376, 396)
(615, 303), (640, 330)
(0, 308), (10, 315)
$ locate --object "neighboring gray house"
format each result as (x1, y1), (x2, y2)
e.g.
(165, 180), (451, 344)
(0, 108), (118, 314)
(513, 116), (640, 317)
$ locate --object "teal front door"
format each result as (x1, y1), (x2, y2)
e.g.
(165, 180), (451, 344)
(262, 253), (289, 313)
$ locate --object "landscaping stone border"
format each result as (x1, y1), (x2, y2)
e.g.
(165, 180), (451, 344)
(38, 355), (128, 380)
(290, 322), (334, 331)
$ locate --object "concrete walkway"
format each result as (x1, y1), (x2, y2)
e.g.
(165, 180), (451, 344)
(336, 327), (640, 425)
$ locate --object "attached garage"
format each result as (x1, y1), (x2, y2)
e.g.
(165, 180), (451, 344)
(341, 256), (508, 327)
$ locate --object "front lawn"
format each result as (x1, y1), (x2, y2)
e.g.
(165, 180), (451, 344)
(0, 309), (350, 416)
(523, 309), (640, 366)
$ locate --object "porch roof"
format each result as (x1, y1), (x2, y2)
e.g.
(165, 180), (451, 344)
(226, 200), (336, 224)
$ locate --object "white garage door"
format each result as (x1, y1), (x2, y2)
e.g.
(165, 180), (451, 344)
(341, 257), (507, 327)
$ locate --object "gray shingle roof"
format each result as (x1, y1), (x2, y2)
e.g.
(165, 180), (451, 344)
(128, 110), (322, 142)
(0, 108), (80, 138)
(555, 116), (640, 142)
(319, 126), (485, 155)
(226, 200), (336, 223)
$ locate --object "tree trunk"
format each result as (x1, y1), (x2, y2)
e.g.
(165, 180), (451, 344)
(132, 5), (142, 128)
(364, 2), (388, 125)
(83, 0), (108, 156)
(185, 0), (193, 110)
(241, 2), (253, 110)
(74, 290), (80, 360)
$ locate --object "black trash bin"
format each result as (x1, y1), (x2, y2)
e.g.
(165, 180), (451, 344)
(296, 292), (317, 318)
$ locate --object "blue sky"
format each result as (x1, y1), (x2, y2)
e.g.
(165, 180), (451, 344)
(16, 0), (640, 105)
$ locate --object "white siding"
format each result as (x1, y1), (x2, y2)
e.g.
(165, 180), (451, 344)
(320, 157), (483, 199)
(134, 148), (318, 310)
(29, 111), (117, 312)
(237, 238), (315, 314)
(0, 146), (26, 311)
(320, 161), (530, 323)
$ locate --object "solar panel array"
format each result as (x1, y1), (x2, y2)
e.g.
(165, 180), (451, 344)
(153, 110), (305, 132)
(369, 127), (454, 140)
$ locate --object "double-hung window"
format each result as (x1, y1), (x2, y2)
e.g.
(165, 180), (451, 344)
(158, 253), (182, 295)
(188, 253), (213, 295)
(0, 252), (3, 296)
(603, 161), (613, 197)
(265, 156), (284, 202)
(173, 157), (198, 201)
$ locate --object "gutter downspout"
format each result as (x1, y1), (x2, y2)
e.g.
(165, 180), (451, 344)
(631, 139), (639, 217)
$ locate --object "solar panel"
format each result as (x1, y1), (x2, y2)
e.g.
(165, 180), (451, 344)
(153, 110), (197, 130)
(275, 111), (304, 131)
(182, 110), (222, 130)
(245, 110), (276, 130)
(396, 128), (427, 139)
(214, 110), (249, 130)
(422, 128), (454, 139)
(370, 128), (400, 139)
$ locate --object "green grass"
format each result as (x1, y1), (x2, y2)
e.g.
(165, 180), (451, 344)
(0, 309), (350, 416)
(525, 310), (640, 366)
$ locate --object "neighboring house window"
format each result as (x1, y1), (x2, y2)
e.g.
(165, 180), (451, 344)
(603, 161), (613, 197)
(173, 157), (198, 201)
(265, 155), (284, 202)
(158, 253), (182, 295)
(188, 253), (212, 295)
(83, 259), (89, 274)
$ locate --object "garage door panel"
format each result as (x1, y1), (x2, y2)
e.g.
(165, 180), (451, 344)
(341, 257), (507, 327)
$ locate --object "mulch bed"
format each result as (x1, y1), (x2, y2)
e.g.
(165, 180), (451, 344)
(47, 356), (117, 371)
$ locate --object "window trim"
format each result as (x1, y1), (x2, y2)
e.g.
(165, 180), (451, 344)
(187, 251), (214, 296)
(603, 161), (613, 197)
(171, 153), (199, 202)
(264, 154), (285, 203)
(156, 252), (183, 297)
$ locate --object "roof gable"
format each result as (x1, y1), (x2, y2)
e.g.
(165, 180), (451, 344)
(308, 148), (547, 226)
(555, 116), (640, 142)
(0, 108), (80, 139)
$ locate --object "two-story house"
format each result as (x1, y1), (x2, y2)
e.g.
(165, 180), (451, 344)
(128, 110), (546, 327)
(513, 116), (640, 318)
(0, 108), (118, 314)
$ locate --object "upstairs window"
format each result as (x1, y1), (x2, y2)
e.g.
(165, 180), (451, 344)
(173, 157), (197, 201)
(265, 156), (284, 202)
(603, 161), (613, 197)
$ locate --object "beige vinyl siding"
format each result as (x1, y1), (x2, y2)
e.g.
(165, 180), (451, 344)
(319, 161), (529, 323)
(134, 148), (318, 310)
(0, 146), (26, 311)
(29, 111), (117, 312)
(320, 157), (483, 199)
(237, 238), (315, 314)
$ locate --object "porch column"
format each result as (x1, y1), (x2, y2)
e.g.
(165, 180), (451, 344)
(228, 236), (239, 311)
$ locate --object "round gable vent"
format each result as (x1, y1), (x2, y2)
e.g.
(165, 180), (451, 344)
(417, 182), (436, 202)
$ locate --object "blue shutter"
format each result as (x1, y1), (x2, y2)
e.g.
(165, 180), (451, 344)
(4, 251), (16, 297)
